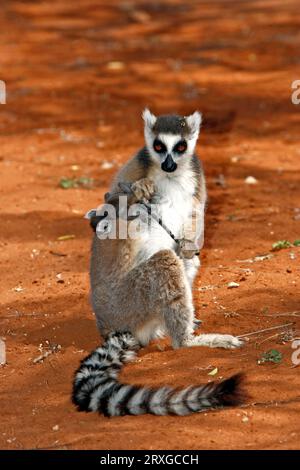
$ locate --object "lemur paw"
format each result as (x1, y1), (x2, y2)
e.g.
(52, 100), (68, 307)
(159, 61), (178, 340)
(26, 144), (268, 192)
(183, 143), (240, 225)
(130, 178), (155, 202)
(215, 334), (245, 349)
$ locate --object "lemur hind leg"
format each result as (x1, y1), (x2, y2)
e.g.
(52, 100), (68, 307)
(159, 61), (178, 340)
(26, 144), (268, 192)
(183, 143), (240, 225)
(127, 249), (194, 349)
(182, 255), (243, 348)
(153, 250), (195, 349)
(183, 255), (200, 287)
(130, 250), (243, 349)
(134, 317), (165, 347)
(183, 255), (202, 330)
(181, 256), (242, 347)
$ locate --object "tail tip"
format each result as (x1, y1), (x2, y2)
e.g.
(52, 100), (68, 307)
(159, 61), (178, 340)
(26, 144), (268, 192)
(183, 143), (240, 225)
(217, 372), (247, 407)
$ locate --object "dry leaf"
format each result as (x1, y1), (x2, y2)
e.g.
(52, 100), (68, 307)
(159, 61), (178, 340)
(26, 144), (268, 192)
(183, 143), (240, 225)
(208, 367), (218, 376)
(57, 235), (75, 241)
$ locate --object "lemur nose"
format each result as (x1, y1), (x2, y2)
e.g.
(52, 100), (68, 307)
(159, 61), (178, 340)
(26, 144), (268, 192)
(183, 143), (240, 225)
(161, 154), (177, 173)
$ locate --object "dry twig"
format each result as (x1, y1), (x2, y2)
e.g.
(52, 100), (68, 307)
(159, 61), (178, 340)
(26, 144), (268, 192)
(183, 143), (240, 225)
(238, 322), (294, 339)
(264, 311), (300, 318)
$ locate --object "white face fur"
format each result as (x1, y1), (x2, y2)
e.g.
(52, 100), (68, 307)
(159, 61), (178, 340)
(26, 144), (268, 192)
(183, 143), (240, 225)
(142, 109), (202, 174)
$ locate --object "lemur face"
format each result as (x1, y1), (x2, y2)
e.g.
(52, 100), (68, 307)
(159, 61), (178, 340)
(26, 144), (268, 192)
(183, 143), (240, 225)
(143, 109), (202, 173)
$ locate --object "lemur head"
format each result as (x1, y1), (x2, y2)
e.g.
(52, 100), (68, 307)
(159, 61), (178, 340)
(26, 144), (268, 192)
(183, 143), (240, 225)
(142, 109), (202, 173)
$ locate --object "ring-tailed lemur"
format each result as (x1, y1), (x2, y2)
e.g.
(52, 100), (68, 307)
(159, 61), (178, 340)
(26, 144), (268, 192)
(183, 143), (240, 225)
(72, 109), (245, 417)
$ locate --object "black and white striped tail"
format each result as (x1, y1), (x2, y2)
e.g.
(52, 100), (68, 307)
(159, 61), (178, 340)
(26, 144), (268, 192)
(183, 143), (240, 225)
(72, 332), (244, 417)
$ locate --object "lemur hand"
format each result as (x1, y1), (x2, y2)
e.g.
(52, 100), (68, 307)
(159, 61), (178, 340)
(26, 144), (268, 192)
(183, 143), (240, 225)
(119, 178), (155, 203)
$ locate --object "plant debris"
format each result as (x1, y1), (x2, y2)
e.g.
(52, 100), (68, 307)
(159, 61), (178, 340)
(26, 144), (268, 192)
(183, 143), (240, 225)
(194, 284), (217, 292)
(49, 250), (67, 257)
(239, 322), (294, 339)
(271, 240), (300, 251)
(208, 367), (218, 376)
(237, 254), (273, 263)
(33, 343), (61, 364)
(257, 349), (283, 365)
(57, 234), (75, 241)
(59, 176), (93, 189)
(272, 240), (292, 251)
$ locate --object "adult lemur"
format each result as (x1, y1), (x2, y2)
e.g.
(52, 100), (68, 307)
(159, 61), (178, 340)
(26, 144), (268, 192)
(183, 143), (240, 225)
(72, 109), (245, 417)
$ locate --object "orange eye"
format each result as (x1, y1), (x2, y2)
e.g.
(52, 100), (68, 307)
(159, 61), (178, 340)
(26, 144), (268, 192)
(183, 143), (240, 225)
(175, 141), (187, 153)
(153, 139), (166, 153)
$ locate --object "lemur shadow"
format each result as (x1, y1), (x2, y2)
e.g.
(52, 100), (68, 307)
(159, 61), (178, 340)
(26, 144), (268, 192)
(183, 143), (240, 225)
(0, 211), (90, 243)
(197, 77), (300, 250)
(3, 284), (299, 351)
(203, 158), (300, 253)
(0, 292), (99, 352)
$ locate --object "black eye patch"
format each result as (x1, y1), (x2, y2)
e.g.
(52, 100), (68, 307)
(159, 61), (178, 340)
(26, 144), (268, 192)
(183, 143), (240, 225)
(153, 139), (167, 154)
(173, 140), (187, 154)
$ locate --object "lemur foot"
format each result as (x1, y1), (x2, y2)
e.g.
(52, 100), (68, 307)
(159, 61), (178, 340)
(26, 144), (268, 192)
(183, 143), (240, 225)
(183, 333), (244, 349)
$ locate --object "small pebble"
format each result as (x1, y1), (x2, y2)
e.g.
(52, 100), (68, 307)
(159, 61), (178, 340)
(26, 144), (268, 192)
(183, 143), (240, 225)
(227, 281), (240, 289)
(101, 162), (114, 170)
(245, 176), (258, 185)
(106, 61), (125, 70)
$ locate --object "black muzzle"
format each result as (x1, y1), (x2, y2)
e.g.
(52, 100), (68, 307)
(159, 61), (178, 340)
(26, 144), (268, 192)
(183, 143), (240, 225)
(161, 154), (177, 173)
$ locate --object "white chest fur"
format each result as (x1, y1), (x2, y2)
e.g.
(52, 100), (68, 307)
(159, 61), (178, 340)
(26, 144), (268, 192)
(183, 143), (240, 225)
(154, 168), (195, 238)
(134, 165), (197, 265)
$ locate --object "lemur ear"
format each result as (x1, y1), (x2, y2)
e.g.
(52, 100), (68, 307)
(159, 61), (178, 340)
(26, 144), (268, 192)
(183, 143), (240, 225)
(84, 208), (97, 219)
(142, 108), (157, 130)
(185, 111), (202, 139)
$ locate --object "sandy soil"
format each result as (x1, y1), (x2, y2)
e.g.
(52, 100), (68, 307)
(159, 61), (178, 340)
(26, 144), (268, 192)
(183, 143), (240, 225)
(0, 0), (300, 450)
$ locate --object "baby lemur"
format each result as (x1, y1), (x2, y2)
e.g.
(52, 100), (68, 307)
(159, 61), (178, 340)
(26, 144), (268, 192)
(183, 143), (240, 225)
(72, 109), (244, 417)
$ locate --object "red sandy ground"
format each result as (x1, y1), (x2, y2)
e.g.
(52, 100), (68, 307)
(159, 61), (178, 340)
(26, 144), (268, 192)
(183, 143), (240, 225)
(0, 0), (299, 450)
